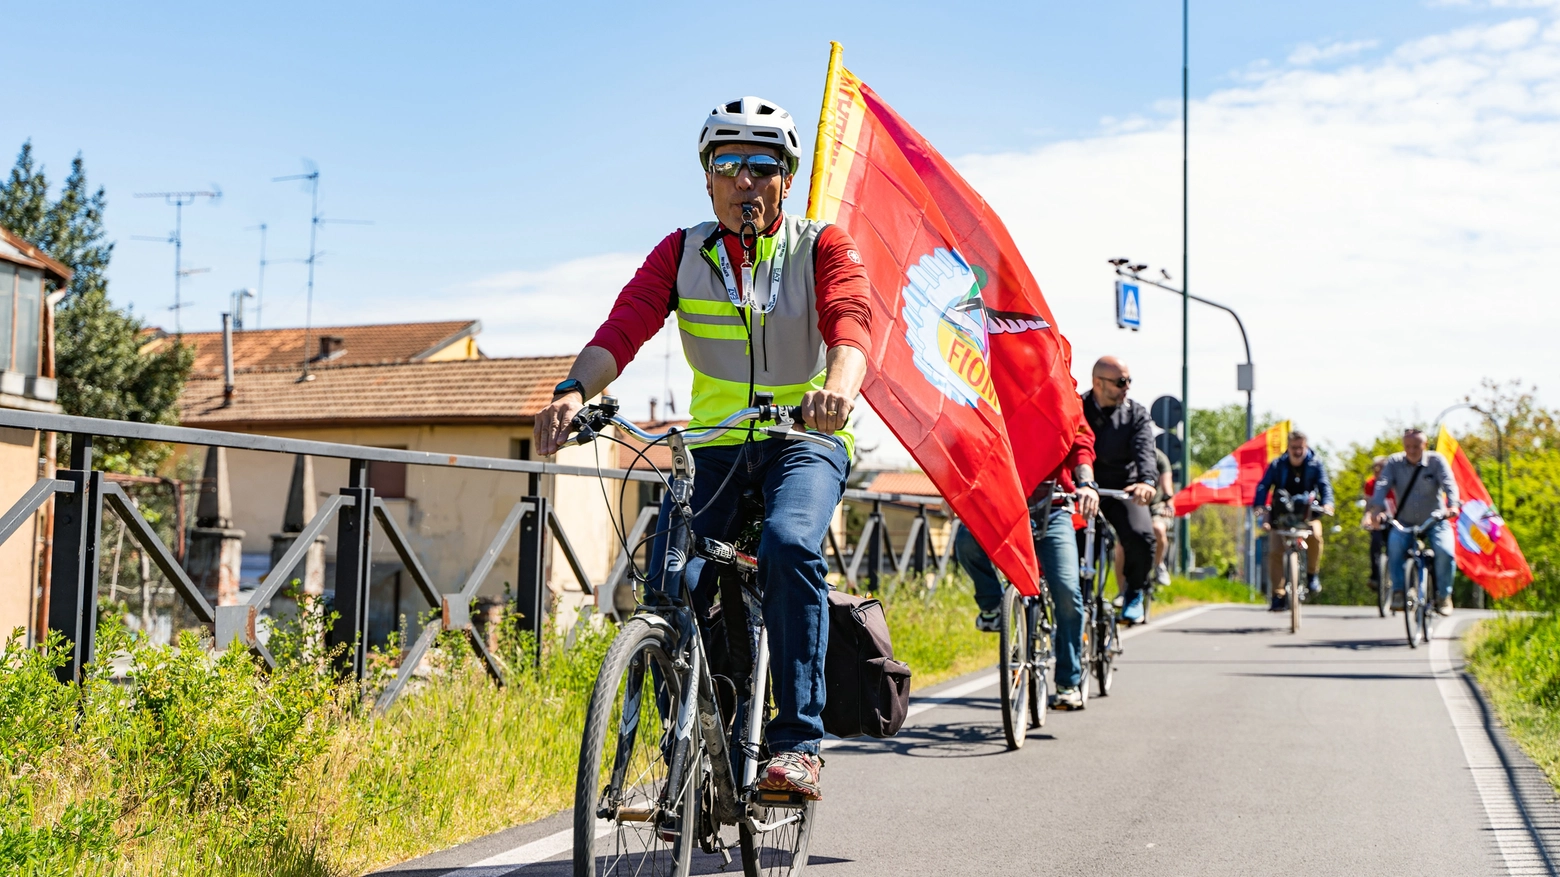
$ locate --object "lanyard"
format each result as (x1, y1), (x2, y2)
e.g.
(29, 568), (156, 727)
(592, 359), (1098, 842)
(714, 221), (787, 315)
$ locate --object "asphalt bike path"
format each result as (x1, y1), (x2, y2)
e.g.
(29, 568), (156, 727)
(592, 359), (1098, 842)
(376, 604), (1560, 876)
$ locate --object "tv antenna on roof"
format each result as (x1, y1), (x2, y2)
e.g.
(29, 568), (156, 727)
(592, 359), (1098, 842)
(132, 187), (221, 335)
(272, 161), (371, 381)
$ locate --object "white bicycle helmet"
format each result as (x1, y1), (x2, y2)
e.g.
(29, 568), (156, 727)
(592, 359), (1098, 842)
(698, 97), (803, 175)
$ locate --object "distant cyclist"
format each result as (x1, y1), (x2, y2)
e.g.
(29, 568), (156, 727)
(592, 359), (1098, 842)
(954, 418), (1099, 710)
(1114, 447), (1175, 591)
(534, 97), (871, 800)
(1366, 428), (1460, 615)
(1363, 455), (1393, 598)
(1081, 356), (1158, 625)
(1253, 430), (1334, 611)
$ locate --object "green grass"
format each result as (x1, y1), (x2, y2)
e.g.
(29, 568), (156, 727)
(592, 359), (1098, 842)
(1153, 575), (1263, 613)
(2, 579), (997, 875)
(1465, 615), (1560, 794)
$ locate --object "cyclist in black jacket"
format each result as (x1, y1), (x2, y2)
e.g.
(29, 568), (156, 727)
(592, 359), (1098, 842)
(1081, 356), (1159, 624)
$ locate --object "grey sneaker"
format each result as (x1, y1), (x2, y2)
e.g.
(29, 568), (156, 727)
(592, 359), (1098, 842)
(1155, 564), (1171, 587)
(1436, 597), (1454, 616)
(1050, 687), (1084, 711)
(759, 750), (822, 800)
(975, 609), (1001, 632)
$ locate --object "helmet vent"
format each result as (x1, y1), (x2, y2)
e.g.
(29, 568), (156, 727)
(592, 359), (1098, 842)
(757, 104), (775, 115)
(725, 100), (743, 113)
(788, 131), (799, 146)
(715, 128), (740, 136)
(753, 131), (779, 139)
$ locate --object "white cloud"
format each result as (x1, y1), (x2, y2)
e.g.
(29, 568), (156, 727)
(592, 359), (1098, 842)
(954, 11), (1560, 454)
(1288, 38), (1379, 66)
(373, 10), (1560, 468)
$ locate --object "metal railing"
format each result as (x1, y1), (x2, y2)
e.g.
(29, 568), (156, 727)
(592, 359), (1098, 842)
(0, 408), (964, 710)
(0, 408), (661, 710)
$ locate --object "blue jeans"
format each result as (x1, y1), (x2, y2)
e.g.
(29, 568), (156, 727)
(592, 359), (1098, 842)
(1388, 519), (1456, 602)
(953, 507), (1084, 689)
(646, 436), (849, 756)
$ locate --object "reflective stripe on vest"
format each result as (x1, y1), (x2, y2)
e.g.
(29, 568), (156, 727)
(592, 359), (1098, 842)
(674, 215), (852, 456)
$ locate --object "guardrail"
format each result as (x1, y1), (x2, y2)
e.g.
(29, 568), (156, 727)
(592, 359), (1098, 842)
(0, 409), (646, 709)
(0, 409), (964, 708)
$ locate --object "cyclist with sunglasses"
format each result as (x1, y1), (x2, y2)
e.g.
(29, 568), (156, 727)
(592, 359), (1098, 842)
(1081, 356), (1159, 625)
(534, 96), (871, 801)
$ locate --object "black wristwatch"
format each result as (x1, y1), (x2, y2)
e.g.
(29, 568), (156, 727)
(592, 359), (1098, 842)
(552, 378), (586, 400)
(1076, 480), (1100, 491)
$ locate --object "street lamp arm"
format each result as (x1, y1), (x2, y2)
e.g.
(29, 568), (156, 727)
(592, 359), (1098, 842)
(1116, 269), (1252, 364)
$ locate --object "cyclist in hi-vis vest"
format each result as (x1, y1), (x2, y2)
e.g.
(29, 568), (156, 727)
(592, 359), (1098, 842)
(535, 97), (871, 800)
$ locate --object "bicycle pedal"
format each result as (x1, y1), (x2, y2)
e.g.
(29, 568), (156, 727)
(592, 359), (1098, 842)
(754, 789), (808, 808)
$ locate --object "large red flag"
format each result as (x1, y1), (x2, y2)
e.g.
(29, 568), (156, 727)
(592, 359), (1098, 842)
(807, 43), (1082, 594)
(1437, 427), (1532, 598)
(1172, 421), (1290, 516)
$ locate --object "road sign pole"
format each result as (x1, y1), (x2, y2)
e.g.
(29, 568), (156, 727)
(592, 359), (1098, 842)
(1179, 0), (1192, 575)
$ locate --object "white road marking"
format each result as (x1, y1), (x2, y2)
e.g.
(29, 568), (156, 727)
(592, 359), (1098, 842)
(432, 602), (1232, 874)
(1431, 626), (1551, 876)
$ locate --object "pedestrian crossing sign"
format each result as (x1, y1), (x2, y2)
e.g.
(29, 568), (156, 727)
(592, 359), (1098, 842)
(1116, 280), (1141, 331)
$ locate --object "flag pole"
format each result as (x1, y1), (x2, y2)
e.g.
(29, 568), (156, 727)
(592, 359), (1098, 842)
(806, 41), (845, 221)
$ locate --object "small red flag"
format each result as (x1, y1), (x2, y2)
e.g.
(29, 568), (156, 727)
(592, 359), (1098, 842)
(1172, 422), (1290, 516)
(1437, 427), (1532, 598)
(806, 44), (1081, 595)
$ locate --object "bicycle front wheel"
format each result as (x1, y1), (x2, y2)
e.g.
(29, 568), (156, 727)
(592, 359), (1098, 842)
(1028, 599), (1050, 727)
(1095, 604), (1118, 696)
(1376, 552), (1391, 617)
(1403, 560), (1422, 648)
(1287, 550), (1302, 634)
(998, 586), (1031, 749)
(575, 618), (698, 877)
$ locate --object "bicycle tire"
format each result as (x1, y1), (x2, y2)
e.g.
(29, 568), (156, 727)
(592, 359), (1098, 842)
(575, 618), (698, 877)
(1095, 607), (1117, 696)
(998, 586), (1030, 749)
(1078, 599), (1095, 701)
(1419, 566), (1434, 645)
(1403, 559), (1421, 648)
(739, 797), (815, 877)
(1029, 598), (1050, 726)
(1376, 552), (1391, 617)
(1287, 549), (1302, 634)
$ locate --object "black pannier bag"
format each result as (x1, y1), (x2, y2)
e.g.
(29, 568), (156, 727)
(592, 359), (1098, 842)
(821, 590), (912, 738)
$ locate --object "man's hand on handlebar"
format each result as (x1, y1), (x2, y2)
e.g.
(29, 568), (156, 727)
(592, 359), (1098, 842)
(799, 389), (853, 434)
(535, 392), (584, 457)
(1321, 503), (1335, 517)
(1126, 482), (1156, 506)
(1076, 486), (1100, 519)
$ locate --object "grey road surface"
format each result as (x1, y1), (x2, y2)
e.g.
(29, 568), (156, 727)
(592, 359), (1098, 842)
(378, 604), (1560, 877)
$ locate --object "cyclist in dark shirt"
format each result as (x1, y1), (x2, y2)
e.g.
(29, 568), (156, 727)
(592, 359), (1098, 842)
(1080, 356), (1158, 625)
(1252, 430), (1335, 610)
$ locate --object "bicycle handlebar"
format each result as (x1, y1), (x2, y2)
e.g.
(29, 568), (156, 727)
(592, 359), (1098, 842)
(1388, 509), (1450, 536)
(567, 397), (839, 451)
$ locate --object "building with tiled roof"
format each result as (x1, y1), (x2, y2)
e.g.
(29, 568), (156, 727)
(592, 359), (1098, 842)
(146, 319), (482, 379)
(615, 419), (691, 474)
(181, 356), (572, 429)
(169, 319), (613, 646)
(864, 470), (940, 498)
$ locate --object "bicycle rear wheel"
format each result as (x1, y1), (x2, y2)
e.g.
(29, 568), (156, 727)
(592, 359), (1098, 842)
(1287, 550), (1302, 634)
(998, 586), (1031, 749)
(575, 618), (699, 877)
(1419, 567), (1434, 645)
(1403, 560), (1422, 648)
(739, 798), (815, 876)
(1376, 552), (1391, 617)
(1094, 604), (1117, 696)
(1028, 599), (1050, 727)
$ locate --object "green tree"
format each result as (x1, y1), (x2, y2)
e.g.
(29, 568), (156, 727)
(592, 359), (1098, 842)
(1188, 403), (1277, 473)
(0, 141), (191, 472)
(1181, 404), (1277, 577)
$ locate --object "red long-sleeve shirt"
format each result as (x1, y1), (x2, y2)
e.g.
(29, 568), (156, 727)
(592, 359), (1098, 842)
(586, 219), (872, 373)
(1042, 418), (1096, 497)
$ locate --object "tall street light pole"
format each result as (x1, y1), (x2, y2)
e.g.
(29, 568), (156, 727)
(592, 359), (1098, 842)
(1180, 0), (1192, 573)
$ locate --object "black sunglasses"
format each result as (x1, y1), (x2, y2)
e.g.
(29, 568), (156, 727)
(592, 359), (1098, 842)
(1099, 376), (1131, 388)
(709, 153), (787, 179)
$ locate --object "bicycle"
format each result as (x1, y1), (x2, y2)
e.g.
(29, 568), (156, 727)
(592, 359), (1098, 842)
(1364, 522), (1391, 618)
(996, 500), (1057, 750)
(1078, 488), (1128, 700)
(1391, 512), (1447, 649)
(568, 396), (837, 877)
(1269, 489), (1324, 635)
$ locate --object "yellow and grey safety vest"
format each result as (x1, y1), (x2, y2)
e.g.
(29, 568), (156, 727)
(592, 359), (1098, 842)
(674, 214), (852, 455)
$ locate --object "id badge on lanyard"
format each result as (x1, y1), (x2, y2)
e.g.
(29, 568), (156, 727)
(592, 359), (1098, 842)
(715, 223), (787, 314)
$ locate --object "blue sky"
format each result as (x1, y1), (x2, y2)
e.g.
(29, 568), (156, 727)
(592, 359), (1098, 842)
(7, 1), (1557, 461)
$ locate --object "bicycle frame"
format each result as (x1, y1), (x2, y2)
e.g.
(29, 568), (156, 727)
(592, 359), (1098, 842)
(575, 399), (836, 833)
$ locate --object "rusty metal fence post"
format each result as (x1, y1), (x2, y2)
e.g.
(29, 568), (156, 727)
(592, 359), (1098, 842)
(329, 460), (375, 681)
